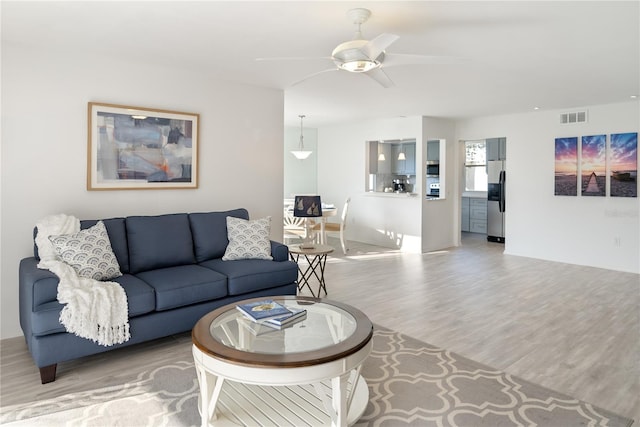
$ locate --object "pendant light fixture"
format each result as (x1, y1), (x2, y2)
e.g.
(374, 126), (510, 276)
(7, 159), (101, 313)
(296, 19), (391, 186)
(291, 114), (312, 160)
(398, 142), (406, 160)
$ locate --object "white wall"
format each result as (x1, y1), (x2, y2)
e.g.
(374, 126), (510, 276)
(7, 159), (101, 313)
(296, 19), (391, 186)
(456, 101), (639, 273)
(1, 44), (286, 339)
(317, 117), (424, 251)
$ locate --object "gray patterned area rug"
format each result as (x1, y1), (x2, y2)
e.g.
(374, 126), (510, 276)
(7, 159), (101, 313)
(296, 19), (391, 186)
(1, 326), (633, 427)
(358, 327), (633, 427)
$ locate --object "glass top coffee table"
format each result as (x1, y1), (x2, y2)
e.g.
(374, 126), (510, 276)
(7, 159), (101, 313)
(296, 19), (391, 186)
(192, 296), (373, 427)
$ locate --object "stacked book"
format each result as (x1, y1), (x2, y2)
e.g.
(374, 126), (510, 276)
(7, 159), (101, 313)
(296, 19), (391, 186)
(236, 299), (307, 330)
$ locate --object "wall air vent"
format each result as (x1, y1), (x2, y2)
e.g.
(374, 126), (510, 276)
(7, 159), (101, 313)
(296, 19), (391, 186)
(560, 110), (588, 124)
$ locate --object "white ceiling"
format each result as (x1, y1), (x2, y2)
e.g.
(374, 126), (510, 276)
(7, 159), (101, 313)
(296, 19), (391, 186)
(2, 1), (638, 127)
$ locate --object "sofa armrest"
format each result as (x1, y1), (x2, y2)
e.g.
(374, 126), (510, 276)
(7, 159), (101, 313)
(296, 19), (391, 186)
(19, 257), (60, 337)
(19, 257), (60, 305)
(270, 241), (290, 262)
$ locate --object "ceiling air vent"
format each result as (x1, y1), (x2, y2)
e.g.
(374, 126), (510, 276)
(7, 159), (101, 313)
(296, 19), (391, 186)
(560, 110), (588, 124)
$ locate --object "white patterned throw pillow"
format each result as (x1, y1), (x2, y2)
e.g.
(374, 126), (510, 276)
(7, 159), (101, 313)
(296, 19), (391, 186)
(48, 221), (122, 281)
(222, 216), (273, 261)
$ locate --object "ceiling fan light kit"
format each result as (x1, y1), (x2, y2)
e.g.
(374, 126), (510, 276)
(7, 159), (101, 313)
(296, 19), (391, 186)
(339, 59), (380, 73)
(331, 8), (391, 77)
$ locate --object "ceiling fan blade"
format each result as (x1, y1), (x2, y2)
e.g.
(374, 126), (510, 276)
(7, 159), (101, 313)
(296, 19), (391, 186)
(290, 68), (339, 87)
(361, 33), (399, 60)
(365, 67), (394, 88)
(256, 56), (333, 63)
(383, 53), (466, 67)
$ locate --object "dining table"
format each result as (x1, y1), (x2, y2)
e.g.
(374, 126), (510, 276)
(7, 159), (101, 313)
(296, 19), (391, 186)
(284, 199), (336, 245)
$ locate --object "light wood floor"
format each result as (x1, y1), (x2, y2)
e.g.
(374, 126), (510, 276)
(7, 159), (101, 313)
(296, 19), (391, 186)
(2, 233), (638, 423)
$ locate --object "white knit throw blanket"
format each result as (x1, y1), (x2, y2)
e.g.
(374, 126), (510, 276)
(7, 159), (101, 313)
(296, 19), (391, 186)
(35, 214), (130, 346)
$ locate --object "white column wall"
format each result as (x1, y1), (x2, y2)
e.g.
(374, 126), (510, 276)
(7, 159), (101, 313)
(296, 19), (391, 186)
(421, 117), (459, 252)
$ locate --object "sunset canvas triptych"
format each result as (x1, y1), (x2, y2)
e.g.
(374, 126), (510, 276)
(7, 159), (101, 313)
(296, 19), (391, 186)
(554, 133), (637, 197)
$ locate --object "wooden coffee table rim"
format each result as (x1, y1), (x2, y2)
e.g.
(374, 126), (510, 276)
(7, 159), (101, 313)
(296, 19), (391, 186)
(192, 295), (373, 368)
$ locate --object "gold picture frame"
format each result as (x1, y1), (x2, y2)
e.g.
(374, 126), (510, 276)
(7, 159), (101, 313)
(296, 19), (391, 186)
(87, 102), (199, 190)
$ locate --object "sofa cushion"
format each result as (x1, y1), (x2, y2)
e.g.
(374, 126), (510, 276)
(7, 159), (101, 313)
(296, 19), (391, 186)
(189, 209), (249, 262)
(81, 218), (129, 274)
(30, 273), (156, 337)
(136, 265), (227, 311)
(201, 258), (298, 296)
(113, 274), (156, 317)
(126, 214), (195, 274)
(48, 221), (122, 281)
(222, 216), (273, 261)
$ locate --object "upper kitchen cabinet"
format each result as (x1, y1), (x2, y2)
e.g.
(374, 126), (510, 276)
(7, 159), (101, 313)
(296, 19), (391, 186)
(368, 140), (392, 174)
(391, 140), (416, 175)
(427, 140), (440, 162)
(368, 140), (379, 174)
(403, 142), (416, 174)
(486, 137), (506, 161)
(366, 138), (417, 193)
(378, 142), (391, 174)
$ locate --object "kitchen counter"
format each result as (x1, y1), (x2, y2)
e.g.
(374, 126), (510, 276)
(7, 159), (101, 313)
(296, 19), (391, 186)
(462, 191), (487, 199)
(364, 191), (419, 198)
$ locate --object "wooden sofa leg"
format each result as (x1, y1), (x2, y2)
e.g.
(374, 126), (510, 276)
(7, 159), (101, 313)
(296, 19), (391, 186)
(40, 364), (57, 384)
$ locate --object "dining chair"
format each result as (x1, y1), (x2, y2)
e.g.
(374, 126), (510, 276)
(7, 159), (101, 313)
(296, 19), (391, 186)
(283, 208), (306, 244)
(313, 197), (350, 254)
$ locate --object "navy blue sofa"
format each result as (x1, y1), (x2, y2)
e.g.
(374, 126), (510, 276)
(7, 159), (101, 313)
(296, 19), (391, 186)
(18, 209), (298, 383)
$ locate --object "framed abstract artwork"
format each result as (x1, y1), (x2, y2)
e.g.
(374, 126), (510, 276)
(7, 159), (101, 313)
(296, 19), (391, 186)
(87, 102), (199, 190)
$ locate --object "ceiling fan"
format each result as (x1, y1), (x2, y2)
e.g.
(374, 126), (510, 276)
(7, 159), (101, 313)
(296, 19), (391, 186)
(258, 8), (461, 88)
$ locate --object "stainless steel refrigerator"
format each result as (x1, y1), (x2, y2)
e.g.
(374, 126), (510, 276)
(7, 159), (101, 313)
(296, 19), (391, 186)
(487, 160), (505, 242)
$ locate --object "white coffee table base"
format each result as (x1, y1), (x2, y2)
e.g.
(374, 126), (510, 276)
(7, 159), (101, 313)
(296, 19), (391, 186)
(193, 342), (371, 427)
(196, 375), (369, 427)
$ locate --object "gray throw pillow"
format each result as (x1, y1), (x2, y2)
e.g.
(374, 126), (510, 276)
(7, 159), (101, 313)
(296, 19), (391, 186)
(222, 216), (273, 261)
(49, 221), (122, 280)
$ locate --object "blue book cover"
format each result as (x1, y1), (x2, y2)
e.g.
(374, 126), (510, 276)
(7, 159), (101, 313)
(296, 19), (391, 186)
(236, 300), (291, 322)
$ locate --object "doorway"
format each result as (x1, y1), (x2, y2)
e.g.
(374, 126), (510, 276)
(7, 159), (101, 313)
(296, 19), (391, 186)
(460, 138), (507, 245)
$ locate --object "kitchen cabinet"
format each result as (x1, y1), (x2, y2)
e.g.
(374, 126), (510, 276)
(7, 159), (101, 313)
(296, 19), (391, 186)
(427, 140), (440, 162)
(368, 141), (379, 174)
(486, 137), (506, 161)
(469, 198), (487, 233)
(461, 197), (470, 232)
(403, 142), (416, 174)
(391, 141), (416, 175)
(369, 141), (391, 174)
(462, 197), (487, 234)
(391, 144), (401, 173)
